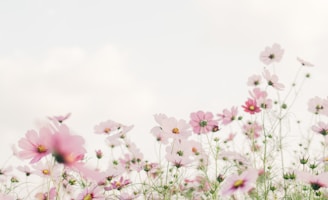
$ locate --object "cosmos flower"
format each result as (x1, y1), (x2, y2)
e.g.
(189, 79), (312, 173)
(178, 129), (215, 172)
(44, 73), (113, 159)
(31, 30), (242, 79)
(312, 121), (328, 136)
(220, 168), (259, 196)
(242, 98), (261, 114)
(94, 120), (120, 135)
(297, 57), (314, 67)
(217, 106), (238, 125)
(259, 43), (284, 65)
(77, 185), (105, 200)
(296, 171), (328, 190)
(308, 96), (328, 116)
(18, 127), (53, 164)
(262, 69), (285, 90)
(48, 113), (71, 123)
(189, 111), (218, 134)
(161, 117), (192, 140)
(247, 74), (262, 87)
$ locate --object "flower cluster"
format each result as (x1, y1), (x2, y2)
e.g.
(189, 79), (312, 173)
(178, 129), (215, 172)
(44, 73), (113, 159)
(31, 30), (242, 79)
(1, 44), (327, 199)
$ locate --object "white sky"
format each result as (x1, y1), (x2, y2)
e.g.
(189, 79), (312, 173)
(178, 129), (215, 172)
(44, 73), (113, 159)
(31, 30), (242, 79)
(1, 0), (328, 163)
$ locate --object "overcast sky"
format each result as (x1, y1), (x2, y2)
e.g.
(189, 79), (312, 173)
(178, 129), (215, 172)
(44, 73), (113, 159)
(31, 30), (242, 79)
(1, 0), (328, 162)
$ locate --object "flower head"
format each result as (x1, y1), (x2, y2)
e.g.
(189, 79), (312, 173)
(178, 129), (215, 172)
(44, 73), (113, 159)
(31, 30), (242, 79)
(242, 98), (261, 114)
(262, 69), (285, 90)
(308, 96), (328, 116)
(312, 121), (328, 136)
(18, 127), (53, 164)
(220, 168), (259, 196)
(217, 106), (238, 125)
(189, 111), (218, 134)
(297, 57), (314, 67)
(48, 113), (71, 123)
(260, 43), (284, 65)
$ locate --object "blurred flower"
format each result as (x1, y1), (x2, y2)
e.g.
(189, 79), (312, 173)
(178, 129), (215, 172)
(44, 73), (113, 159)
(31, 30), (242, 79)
(48, 113), (71, 123)
(189, 111), (218, 134)
(77, 185), (105, 200)
(308, 96), (328, 116)
(35, 187), (56, 200)
(217, 106), (238, 125)
(297, 57), (314, 67)
(94, 120), (119, 135)
(247, 74), (262, 86)
(262, 69), (285, 90)
(296, 171), (328, 190)
(259, 43), (284, 65)
(312, 121), (328, 136)
(220, 168), (259, 196)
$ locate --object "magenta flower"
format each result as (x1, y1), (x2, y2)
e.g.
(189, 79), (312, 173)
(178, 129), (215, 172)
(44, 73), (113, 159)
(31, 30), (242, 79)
(18, 127), (53, 164)
(242, 98), (261, 114)
(312, 121), (328, 136)
(308, 96), (328, 116)
(262, 69), (285, 90)
(297, 57), (314, 67)
(217, 106), (238, 125)
(259, 43), (284, 65)
(296, 171), (328, 190)
(189, 111), (218, 134)
(220, 168), (259, 196)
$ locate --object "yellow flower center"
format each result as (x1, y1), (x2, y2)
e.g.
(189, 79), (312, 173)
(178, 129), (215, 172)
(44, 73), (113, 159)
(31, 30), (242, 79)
(192, 147), (198, 153)
(104, 128), (111, 134)
(172, 128), (180, 134)
(249, 105), (255, 111)
(233, 179), (244, 188)
(37, 145), (47, 153)
(42, 169), (50, 175)
(83, 194), (92, 200)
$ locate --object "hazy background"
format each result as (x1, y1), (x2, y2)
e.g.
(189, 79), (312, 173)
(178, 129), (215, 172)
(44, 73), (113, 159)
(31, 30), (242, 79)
(1, 0), (328, 164)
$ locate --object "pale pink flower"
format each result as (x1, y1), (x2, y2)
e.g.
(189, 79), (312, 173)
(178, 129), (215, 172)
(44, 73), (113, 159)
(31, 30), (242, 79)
(189, 111), (218, 134)
(105, 133), (123, 148)
(166, 140), (193, 168)
(17, 165), (32, 176)
(0, 193), (15, 200)
(35, 187), (56, 200)
(297, 57), (314, 67)
(296, 171), (328, 190)
(18, 127), (53, 164)
(262, 69), (285, 90)
(243, 121), (262, 139)
(217, 106), (238, 125)
(220, 168), (259, 196)
(151, 126), (169, 144)
(48, 113), (71, 123)
(161, 117), (191, 140)
(94, 120), (119, 135)
(77, 185), (105, 200)
(0, 166), (13, 182)
(32, 162), (61, 178)
(259, 43), (284, 65)
(312, 121), (328, 136)
(308, 96), (328, 116)
(247, 75), (262, 86)
(242, 98), (261, 114)
(154, 113), (168, 126)
(250, 88), (272, 110)
(105, 176), (131, 191)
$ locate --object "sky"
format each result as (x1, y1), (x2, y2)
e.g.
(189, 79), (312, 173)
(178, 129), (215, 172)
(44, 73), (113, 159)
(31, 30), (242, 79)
(1, 0), (328, 164)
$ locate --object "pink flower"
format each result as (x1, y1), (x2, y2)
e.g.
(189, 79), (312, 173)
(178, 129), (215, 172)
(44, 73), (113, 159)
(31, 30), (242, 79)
(35, 187), (56, 200)
(151, 126), (169, 144)
(308, 96), (328, 116)
(161, 117), (191, 140)
(189, 111), (218, 134)
(166, 140), (193, 168)
(17, 165), (32, 176)
(48, 113), (71, 123)
(296, 171), (328, 190)
(262, 69), (285, 90)
(220, 168), (259, 196)
(247, 75), (262, 87)
(312, 121), (328, 136)
(32, 162), (60, 178)
(18, 127), (53, 164)
(77, 185), (105, 200)
(297, 57), (314, 67)
(105, 176), (131, 191)
(51, 125), (86, 166)
(94, 120), (119, 135)
(259, 43), (284, 65)
(217, 106), (238, 125)
(249, 88), (272, 109)
(243, 121), (262, 139)
(242, 98), (261, 114)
